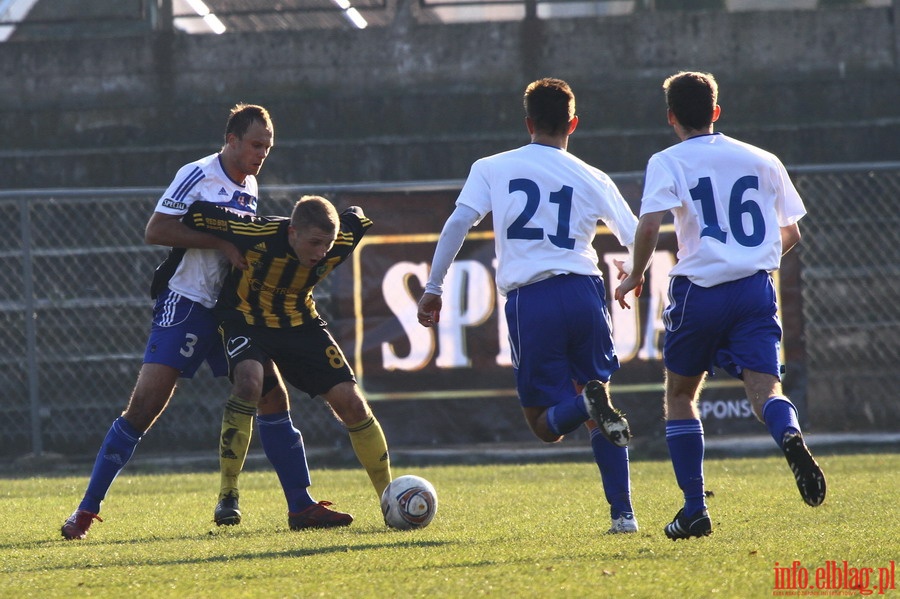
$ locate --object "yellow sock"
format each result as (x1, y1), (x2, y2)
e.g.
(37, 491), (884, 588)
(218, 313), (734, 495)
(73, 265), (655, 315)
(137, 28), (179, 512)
(219, 395), (256, 501)
(348, 416), (392, 497)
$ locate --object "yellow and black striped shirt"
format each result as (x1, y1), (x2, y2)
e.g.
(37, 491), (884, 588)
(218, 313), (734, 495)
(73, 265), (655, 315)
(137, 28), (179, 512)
(186, 201), (372, 328)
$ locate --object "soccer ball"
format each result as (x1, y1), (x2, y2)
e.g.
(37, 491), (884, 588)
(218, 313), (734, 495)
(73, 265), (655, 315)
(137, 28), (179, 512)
(380, 475), (438, 530)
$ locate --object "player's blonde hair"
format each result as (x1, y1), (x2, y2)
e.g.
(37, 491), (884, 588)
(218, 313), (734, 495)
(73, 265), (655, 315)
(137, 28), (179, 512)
(291, 195), (339, 234)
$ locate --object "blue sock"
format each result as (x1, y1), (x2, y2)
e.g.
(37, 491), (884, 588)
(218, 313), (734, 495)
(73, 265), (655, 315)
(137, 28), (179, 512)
(762, 396), (801, 449)
(666, 419), (706, 518)
(79, 416), (142, 514)
(546, 393), (590, 436)
(257, 412), (314, 513)
(590, 427), (633, 519)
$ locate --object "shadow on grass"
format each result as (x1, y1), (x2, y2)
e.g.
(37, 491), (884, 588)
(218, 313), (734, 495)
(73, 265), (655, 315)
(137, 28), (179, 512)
(6, 535), (452, 571)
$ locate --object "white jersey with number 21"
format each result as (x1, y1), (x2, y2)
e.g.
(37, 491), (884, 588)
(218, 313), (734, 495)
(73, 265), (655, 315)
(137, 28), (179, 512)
(640, 133), (806, 288)
(456, 143), (638, 296)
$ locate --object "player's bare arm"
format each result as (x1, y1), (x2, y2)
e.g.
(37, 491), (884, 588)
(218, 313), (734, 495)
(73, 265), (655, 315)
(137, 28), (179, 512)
(145, 211), (248, 270)
(615, 211), (665, 309)
(780, 222), (801, 256)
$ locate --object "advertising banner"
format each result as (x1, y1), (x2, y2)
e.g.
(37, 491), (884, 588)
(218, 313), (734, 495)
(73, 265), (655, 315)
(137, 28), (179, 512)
(322, 185), (783, 443)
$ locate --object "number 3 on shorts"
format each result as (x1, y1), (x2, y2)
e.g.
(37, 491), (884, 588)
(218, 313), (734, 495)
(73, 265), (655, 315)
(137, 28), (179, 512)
(180, 333), (199, 358)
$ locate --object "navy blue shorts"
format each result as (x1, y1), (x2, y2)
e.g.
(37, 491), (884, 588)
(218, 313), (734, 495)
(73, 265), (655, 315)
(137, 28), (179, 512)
(505, 274), (619, 408)
(663, 271), (783, 379)
(143, 289), (228, 378)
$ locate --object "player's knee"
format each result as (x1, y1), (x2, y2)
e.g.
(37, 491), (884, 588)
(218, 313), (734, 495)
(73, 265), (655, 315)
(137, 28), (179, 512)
(325, 382), (370, 424)
(534, 430), (563, 443)
(524, 412), (562, 443)
(232, 377), (263, 403)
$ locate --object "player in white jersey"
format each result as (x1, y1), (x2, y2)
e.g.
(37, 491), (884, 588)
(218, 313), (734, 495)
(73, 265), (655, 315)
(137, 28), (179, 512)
(62, 105), (295, 539)
(418, 78), (641, 534)
(150, 151), (262, 308)
(615, 71), (826, 541)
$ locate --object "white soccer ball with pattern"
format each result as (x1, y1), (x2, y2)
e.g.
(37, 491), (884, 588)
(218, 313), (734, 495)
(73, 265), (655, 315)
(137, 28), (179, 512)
(380, 475), (438, 530)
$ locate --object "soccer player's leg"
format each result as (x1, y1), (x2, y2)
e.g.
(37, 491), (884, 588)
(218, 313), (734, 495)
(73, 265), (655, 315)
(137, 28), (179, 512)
(505, 281), (590, 442)
(256, 330), (356, 527)
(62, 364), (179, 540)
(659, 277), (717, 539)
(746, 370), (826, 507)
(568, 274), (630, 447)
(662, 369), (711, 540)
(311, 380), (390, 514)
(215, 393), (255, 526)
(214, 361), (288, 526)
(255, 408), (342, 529)
(295, 327), (392, 500)
(62, 293), (210, 539)
(321, 380), (392, 498)
(586, 420), (637, 534)
(726, 273), (825, 507)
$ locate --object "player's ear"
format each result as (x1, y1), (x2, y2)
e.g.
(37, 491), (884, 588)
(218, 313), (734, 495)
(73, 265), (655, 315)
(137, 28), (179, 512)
(223, 132), (239, 151)
(567, 115), (579, 135)
(525, 116), (536, 135)
(711, 104), (721, 123)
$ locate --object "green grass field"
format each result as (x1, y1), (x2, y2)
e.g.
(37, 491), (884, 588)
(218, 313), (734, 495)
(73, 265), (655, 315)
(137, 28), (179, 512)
(1, 452), (897, 598)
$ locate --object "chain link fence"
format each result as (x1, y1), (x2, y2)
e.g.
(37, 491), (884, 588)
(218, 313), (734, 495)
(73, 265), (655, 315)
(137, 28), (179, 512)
(793, 163), (900, 431)
(0, 190), (348, 460)
(1, 164), (897, 461)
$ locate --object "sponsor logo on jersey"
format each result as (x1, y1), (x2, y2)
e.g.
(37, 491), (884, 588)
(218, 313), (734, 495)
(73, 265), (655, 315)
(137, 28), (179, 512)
(162, 198), (187, 211)
(253, 242), (267, 252)
(218, 187), (229, 196)
(229, 190), (258, 212)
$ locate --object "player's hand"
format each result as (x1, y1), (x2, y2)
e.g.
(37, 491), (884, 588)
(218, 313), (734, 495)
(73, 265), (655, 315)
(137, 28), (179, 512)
(614, 274), (644, 310)
(612, 258), (633, 281)
(220, 241), (249, 270)
(417, 293), (442, 327)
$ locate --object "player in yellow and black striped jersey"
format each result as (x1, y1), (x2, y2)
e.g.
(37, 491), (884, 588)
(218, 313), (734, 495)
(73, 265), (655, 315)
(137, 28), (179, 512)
(185, 196), (392, 530)
(188, 199), (371, 329)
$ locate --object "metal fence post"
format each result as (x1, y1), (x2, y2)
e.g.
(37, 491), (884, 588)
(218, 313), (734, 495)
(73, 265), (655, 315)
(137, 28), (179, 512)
(20, 197), (42, 456)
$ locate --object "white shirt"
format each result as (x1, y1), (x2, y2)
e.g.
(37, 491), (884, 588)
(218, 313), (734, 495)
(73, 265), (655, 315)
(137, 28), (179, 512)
(453, 143), (638, 295)
(640, 133), (806, 288)
(153, 153), (259, 308)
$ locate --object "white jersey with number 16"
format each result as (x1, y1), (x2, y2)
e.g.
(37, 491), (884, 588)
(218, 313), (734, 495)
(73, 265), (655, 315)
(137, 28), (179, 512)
(640, 133), (806, 288)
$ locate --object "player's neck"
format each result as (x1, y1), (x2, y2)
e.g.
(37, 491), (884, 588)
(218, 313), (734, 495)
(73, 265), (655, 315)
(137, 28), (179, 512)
(530, 133), (568, 150)
(678, 123), (715, 141)
(218, 152), (248, 185)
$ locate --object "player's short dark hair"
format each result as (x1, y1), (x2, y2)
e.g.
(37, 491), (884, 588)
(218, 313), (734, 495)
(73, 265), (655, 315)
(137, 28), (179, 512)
(524, 78), (575, 137)
(225, 103), (273, 141)
(291, 195), (339, 234)
(663, 71), (718, 131)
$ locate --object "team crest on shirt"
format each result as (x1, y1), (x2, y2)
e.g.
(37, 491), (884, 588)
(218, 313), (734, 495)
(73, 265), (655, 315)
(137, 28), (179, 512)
(228, 190), (258, 212)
